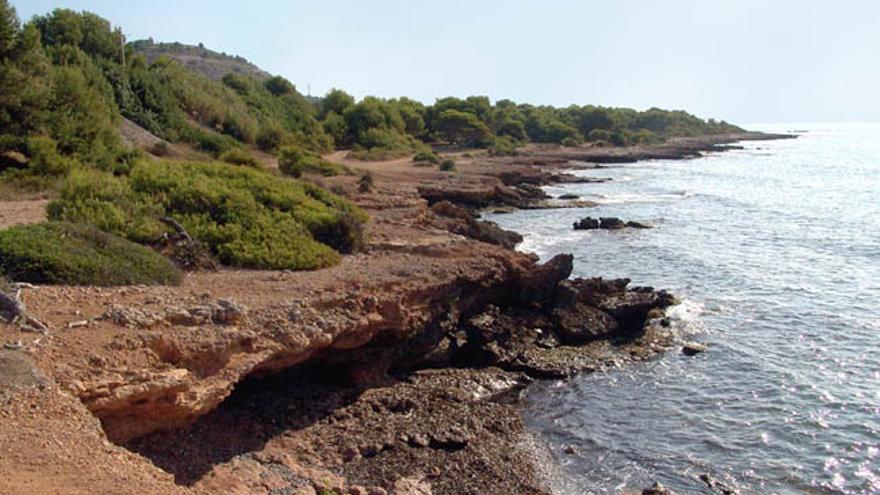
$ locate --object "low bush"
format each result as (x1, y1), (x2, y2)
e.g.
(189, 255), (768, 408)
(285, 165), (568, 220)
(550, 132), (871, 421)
(278, 146), (348, 177)
(220, 148), (261, 168)
(347, 128), (430, 161)
(440, 159), (456, 172)
(150, 141), (172, 157)
(488, 136), (520, 156)
(412, 150), (440, 164)
(0, 222), (182, 286)
(561, 136), (580, 147)
(357, 172), (374, 193)
(48, 160), (367, 271)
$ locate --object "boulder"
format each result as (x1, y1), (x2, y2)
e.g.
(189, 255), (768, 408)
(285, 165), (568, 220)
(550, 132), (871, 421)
(642, 482), (675, 495)
(516, 254), (573, 304)
(599, 217), (626, 229)
(553, 302), (619, 344)
(682, 342), (708, 356)
(573, 217), (600, 230)
(431, 200), (523, 249)
(626, 221), (653, 229)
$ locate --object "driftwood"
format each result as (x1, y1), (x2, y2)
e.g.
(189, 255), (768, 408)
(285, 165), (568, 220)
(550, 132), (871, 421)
(0, 286), (49, 333)
(159, 216), (193, 243)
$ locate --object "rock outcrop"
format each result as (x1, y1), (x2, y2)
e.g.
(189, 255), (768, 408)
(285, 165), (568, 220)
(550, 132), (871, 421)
(573, 216), (654, 230)
(429, 201), (523, 249)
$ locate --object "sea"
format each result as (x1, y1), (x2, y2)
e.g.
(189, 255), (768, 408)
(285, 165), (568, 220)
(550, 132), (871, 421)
(485, 123), (880, 494)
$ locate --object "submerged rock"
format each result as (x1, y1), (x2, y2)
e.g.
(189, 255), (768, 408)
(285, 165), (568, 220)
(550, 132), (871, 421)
(557, 193), (580, 200)
(626, 220), (653, 229)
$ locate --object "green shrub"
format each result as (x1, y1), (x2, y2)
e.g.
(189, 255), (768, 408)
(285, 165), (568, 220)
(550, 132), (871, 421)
(628, 129), (663, 145)
(488, 136), (520, 156)
(587, 129), (614, 143)
(277, 145), (347, 177)
(255, 123), (285, 152)
(561, 136), (580, 147)
(357, 172), (374, 193)
(0, 222), (182, 286)
(439, 159), (456, 172)
(220, 148), (260, 168)
(48, 160), (367, 271)
(412, 150), (440, 164)
(193, 130), (239, 157)
(150, 141), (171, 157)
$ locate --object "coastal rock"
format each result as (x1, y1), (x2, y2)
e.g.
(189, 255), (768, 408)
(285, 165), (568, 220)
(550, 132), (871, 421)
(573, 217), (653, 230)
(682, 342), (708, 356)
(642, 482), (674, 495)
(599, 217), (626, 229)
(626, 221), (653, 229)
(573, 217), (600, 230)
(557, 193), (580, 200)
(430, 200), (522, 249)
(554, 303), (619, 343)
(516, 254), (573, 304)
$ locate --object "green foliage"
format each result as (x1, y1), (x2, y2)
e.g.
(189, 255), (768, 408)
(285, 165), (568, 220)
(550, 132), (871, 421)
(320, 88), (354, 118)
(628, 129), (662, 145)
(0, 221), (182, 286)
(49, 160), (367, 270)
(413, 150), (440, 164)
(439, 159), (456, 172)
(24, 136), (75, 176)
(277, 145), (348, 177)
(488, 135), (521, 156)
(357, 172), (373, 193)
(255, 122), (285, 152)
(219, 148), (260, 168)
(561, 136), (580, 147)
(264, 75), (295, 96)
(434, 109), (492, 147)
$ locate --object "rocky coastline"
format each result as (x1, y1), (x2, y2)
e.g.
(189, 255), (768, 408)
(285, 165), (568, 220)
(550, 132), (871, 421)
(0, 132), (792, 494)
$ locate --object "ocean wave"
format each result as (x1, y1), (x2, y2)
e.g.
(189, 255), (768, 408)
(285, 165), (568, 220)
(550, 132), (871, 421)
(588, 190), (695, 205)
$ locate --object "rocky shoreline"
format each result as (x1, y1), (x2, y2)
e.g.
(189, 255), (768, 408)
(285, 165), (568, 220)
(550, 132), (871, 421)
(0, 132), (792, 494)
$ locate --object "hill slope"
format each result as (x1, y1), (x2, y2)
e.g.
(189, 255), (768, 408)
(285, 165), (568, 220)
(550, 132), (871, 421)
(129, 39), (271, 82)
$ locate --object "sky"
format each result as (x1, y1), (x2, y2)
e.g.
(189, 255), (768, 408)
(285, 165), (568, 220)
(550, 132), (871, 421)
(12, 0), (880, 125)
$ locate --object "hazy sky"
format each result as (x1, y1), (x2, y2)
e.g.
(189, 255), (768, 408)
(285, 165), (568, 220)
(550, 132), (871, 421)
(13, 0), (880, 125)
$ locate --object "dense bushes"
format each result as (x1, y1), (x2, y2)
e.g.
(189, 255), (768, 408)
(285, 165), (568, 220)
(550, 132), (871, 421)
(277, 146), (348, 177)
(220, 148), (260, 168)
(48, 160), (367, 270)
(0, 222), (182, 286)
(413, 150), (440, 164)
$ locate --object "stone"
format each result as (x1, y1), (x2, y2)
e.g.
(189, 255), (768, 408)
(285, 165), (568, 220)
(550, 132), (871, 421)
(554, 303), (618, 344)
(626, 220), (653, 229)
(642, 482), (674, 494)
(516, 254), (573, 304)
(599, 217), (626, 229)
(682, 342), (708, 356)
(573, 217), (600, 230)
(558, 193), (580, 200)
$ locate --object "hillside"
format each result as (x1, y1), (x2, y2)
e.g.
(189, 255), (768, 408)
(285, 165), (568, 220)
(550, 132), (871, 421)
(129, 39), (271, 82)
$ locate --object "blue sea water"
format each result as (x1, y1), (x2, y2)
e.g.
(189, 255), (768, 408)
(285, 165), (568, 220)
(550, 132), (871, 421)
(486, 123), (880, 494)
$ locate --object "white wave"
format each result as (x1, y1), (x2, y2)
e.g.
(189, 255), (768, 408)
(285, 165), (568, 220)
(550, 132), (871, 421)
(588, 190), (694, 205)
